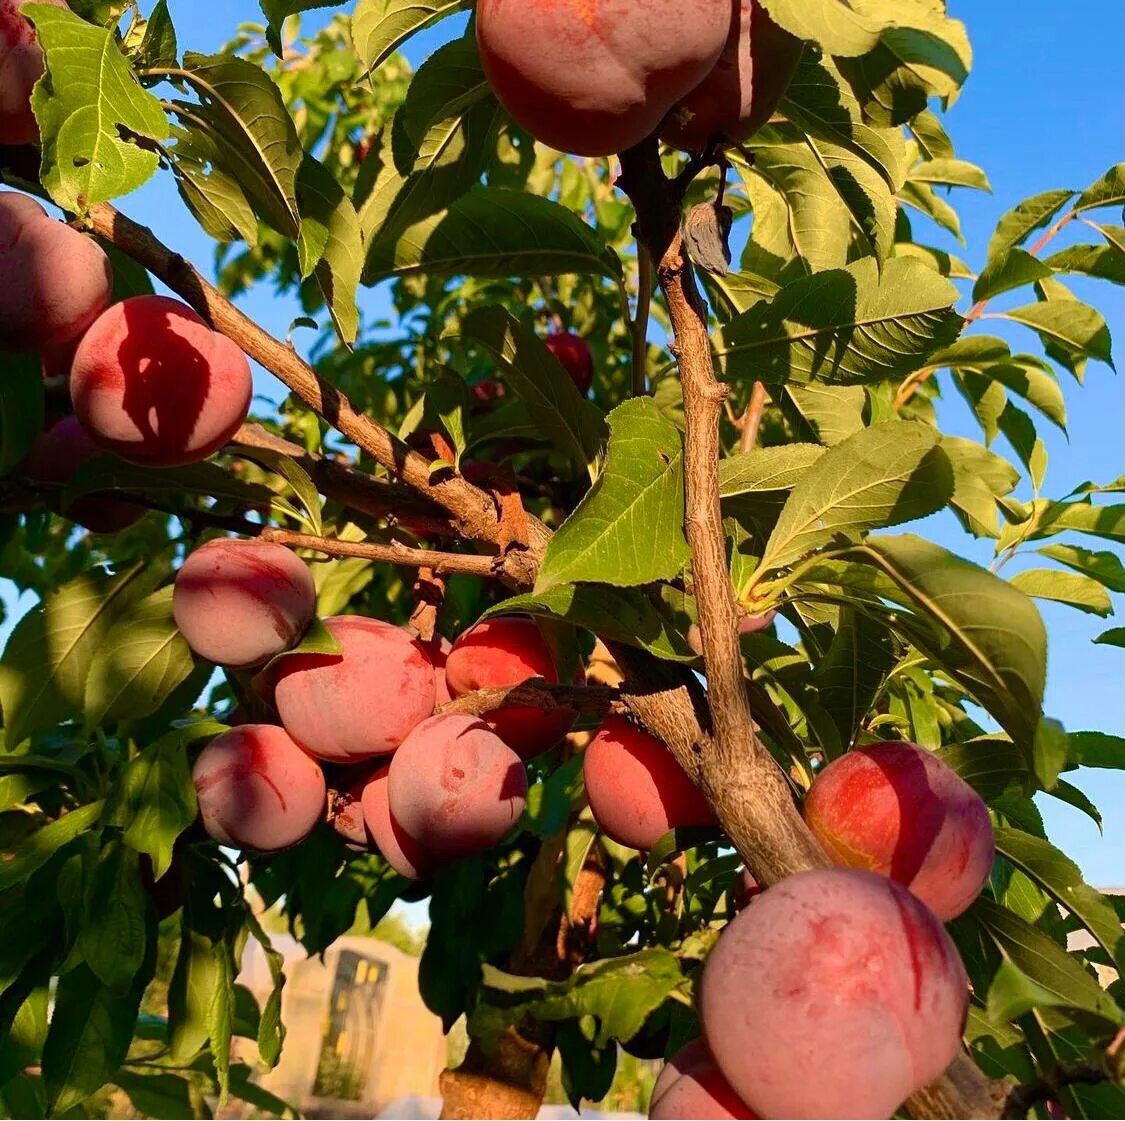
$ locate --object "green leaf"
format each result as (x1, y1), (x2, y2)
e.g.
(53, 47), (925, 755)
(363, 187), (623, 285)
(936, 736), (1029, 803)
(908, 158), (991, 192)
(983, 361), (1067, 433)
(998, 301), (1114, 370)
(169, 121), (260, 247)
(79, 841), (147, 993)
(1009, 569), (1114, 617)
(352, 0), (471, 72)
(757, 422), (954, 574)
(1094, 627), (1125, 647)
(941, 436), (1019, 539)
(28, 3), (168, 212)
(1019, 500), (1125, 547)
(972, 248), (1054, 303)
(716, 257), (962, 387)
(898, 180), (963, 242)
(719, 444), (825, 498)
(1074, 163), (1125, 213)
(988, 189), (1074, 263)
(483, 586), (695, 664)
(1043, 243), (1125, 286)
(785, 384), (867, 446)
(537, 399), (688, 592)
(1066, 731), (1125, 770)
(453, 306), (606, 477)
(84, 587), (196, 730)
(130, 0), (177, 69)
(258, 0), (336, 54)
(242, 908), (286, 1068)
(894, 241), (974, 279)
(0, 801), (103, 894)
(113, 1071), (199, 1121)
(0, 354), (44, 476)
(0, 564), (148, 746)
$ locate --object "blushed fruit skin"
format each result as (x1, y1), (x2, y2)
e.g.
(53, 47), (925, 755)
(544, 331), (594, 395)
(70, 295), (252, 468)
(360, 765), (434, 880)
(427, 635), (453, 706)
(329, 767), (377, 848)
(583, 715), (715, 850)
(192, 725), (327, 852)
(445, 617), (578, 758)
(476, 0), (732, 157)
(803, 740), (995, 921)
(650, 1040), (758, 1120)
(0, 0), (68, 147)
(388, 713), (529, 859)
(274, 615), (437, 763)
(173, 537), (317, 669)
(700, 868), (970, 1120)
(0, 191), (111, 351)
(661, 0), (803, 151)
(21, 416), (145, 533)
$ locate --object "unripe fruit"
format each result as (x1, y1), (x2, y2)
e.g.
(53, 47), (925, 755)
(650, 1039), (757, 1120)
(803, 741), (995, 920)
(584, 715), (716, 850)
(0, 0), (68, 147)
(0, 191), (111, 352)
(544, 331), (594, 395)
(173, 537), (317, 669)
(662, 0), (803, 151)
(274, 615), (437, 763)
(476, 0), (732, 157)
(445, 617), (578, 758)
(70, 295), (252, 468)
(192, 725), (327, 852)
(360, 764), (434, 880)
(388, 713), (528, 859)
(21, 416), (145, 533)
(700, 868), (970, 1120)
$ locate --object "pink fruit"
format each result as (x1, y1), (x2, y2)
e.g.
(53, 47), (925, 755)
(274, 615), (436, 763)
(445, 618), (579, 758)
(583, 715), (715, 850)
(476, 0), (732, 157)
(700, 868), (970, 1120)
(20, 416), (145, 533)
(803, 741), (995, 920)
(0, 191), (111, 352)
(651, 1039), (757, 1119)
(360, 765), (434, 880)
(70, 295), (252, 468)
(544, 331), (594, 395)
(329, 768), (375, 848)
(387, 713), (528, 859)
(0, 0), (68, 147)
(662, 0), (803, 151)
(173, 538), (316, 669)
(428, 635), (453, 705)
(192, 725), (327, 852)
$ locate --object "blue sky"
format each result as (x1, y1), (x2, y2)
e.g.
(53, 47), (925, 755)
(2, 2), (1121, 882)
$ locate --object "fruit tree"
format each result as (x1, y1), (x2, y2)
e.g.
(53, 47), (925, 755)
(0, 1), (1123, 1119)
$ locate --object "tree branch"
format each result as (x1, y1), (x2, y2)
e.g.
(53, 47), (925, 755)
(737, 381), (769, 453)
(631, 243), (654, 396)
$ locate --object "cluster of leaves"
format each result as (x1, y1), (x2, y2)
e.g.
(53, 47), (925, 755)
(0, 0), (1123, 1116)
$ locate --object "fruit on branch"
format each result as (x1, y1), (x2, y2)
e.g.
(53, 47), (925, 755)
(545, 331), (594, 395)
(476, 0), (732, 157)
(0, 191), (111, 352)
(387, 713), (529, 859)
(173, 537), (317, 669)
(70, 295), (252, 468)
(661, 0), (803, 151)
(650, 1038), (757, 1120)
(0, 0), (68, 147)
(700, 868), (970, 1120)
(274, 615), (437, 763)
(192, 724), (327, 852)
(583, 715), (716, 849)
(328, 766), (376, 848)
(445, 617), (579, 758)
(20, 416), (145, 533)
(360, 764), (434, 880)
(428, 635), (453, 705)
(803, 740), (995, 920)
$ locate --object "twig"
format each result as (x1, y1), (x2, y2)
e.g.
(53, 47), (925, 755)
(630, 244), (654, 396)
(738, 382), (769, 453)
(1001, 1062), (1108, 1119)
(437, 680), (620, 719)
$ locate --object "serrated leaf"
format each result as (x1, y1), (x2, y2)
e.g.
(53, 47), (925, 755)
(1074, 163), (1125, 213)
(718, 444), (825, 497)
(169, 122), (260, 247)
(908, 157), (991, 192)
(0, 801), (103, 893)
(352, 0), (470, 72)
(0, 354), (44, 475)
(972, 247), (1054, 303)
(757, 422), (954, 573)
(131, 0), (177, 69)
(537, 399), (688, 592)
(941, 436), (1019, 538)
(982, 360), (1067, 433)
(29, 4), (168, 212)
(1043, 243), (1125, 286)
(716, 257), (962, 387)
(936, 736), (1029, 803)
(998, 301), (1114, 369)
(898, 179), (963, 241)
(785, 383), (867, 446)
(1067, 730), (1125, 769)
(1094, 626), (1125, 647)
(987, 189), (1074, 262)
(893, 241), (974, 279)
(1008, 569), (1114, 617)
(258, 0), (336, 55)
(79, 842), (147, 993)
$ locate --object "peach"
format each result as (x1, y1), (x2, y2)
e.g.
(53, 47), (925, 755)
(427, 635), (453, 705)
(0, 0), (68, 147)
(700, 868), (969, 1120)
(661, 1), (803, 151)
(583, 715), (715, 850)
(274, 615), (436, 763)
(544, 331), (594, 395)
(444, 617), (578, 758)
(329, 768), (375, 848)
(476, 0), (732, 157)
(360, 764), (435, 880)
(192, 724), (327, 852)
(803, 741), (995, 921)
(651, 1040), (757, 1120)
(20, 416), (145, 533)
(0, 191), (111, 352)
(70, 295), (252, 467)
(173, 537), (316, 669)
(387, 713), (528, 859)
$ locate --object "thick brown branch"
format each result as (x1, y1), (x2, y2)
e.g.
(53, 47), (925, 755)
(437, 680), (620, 719)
